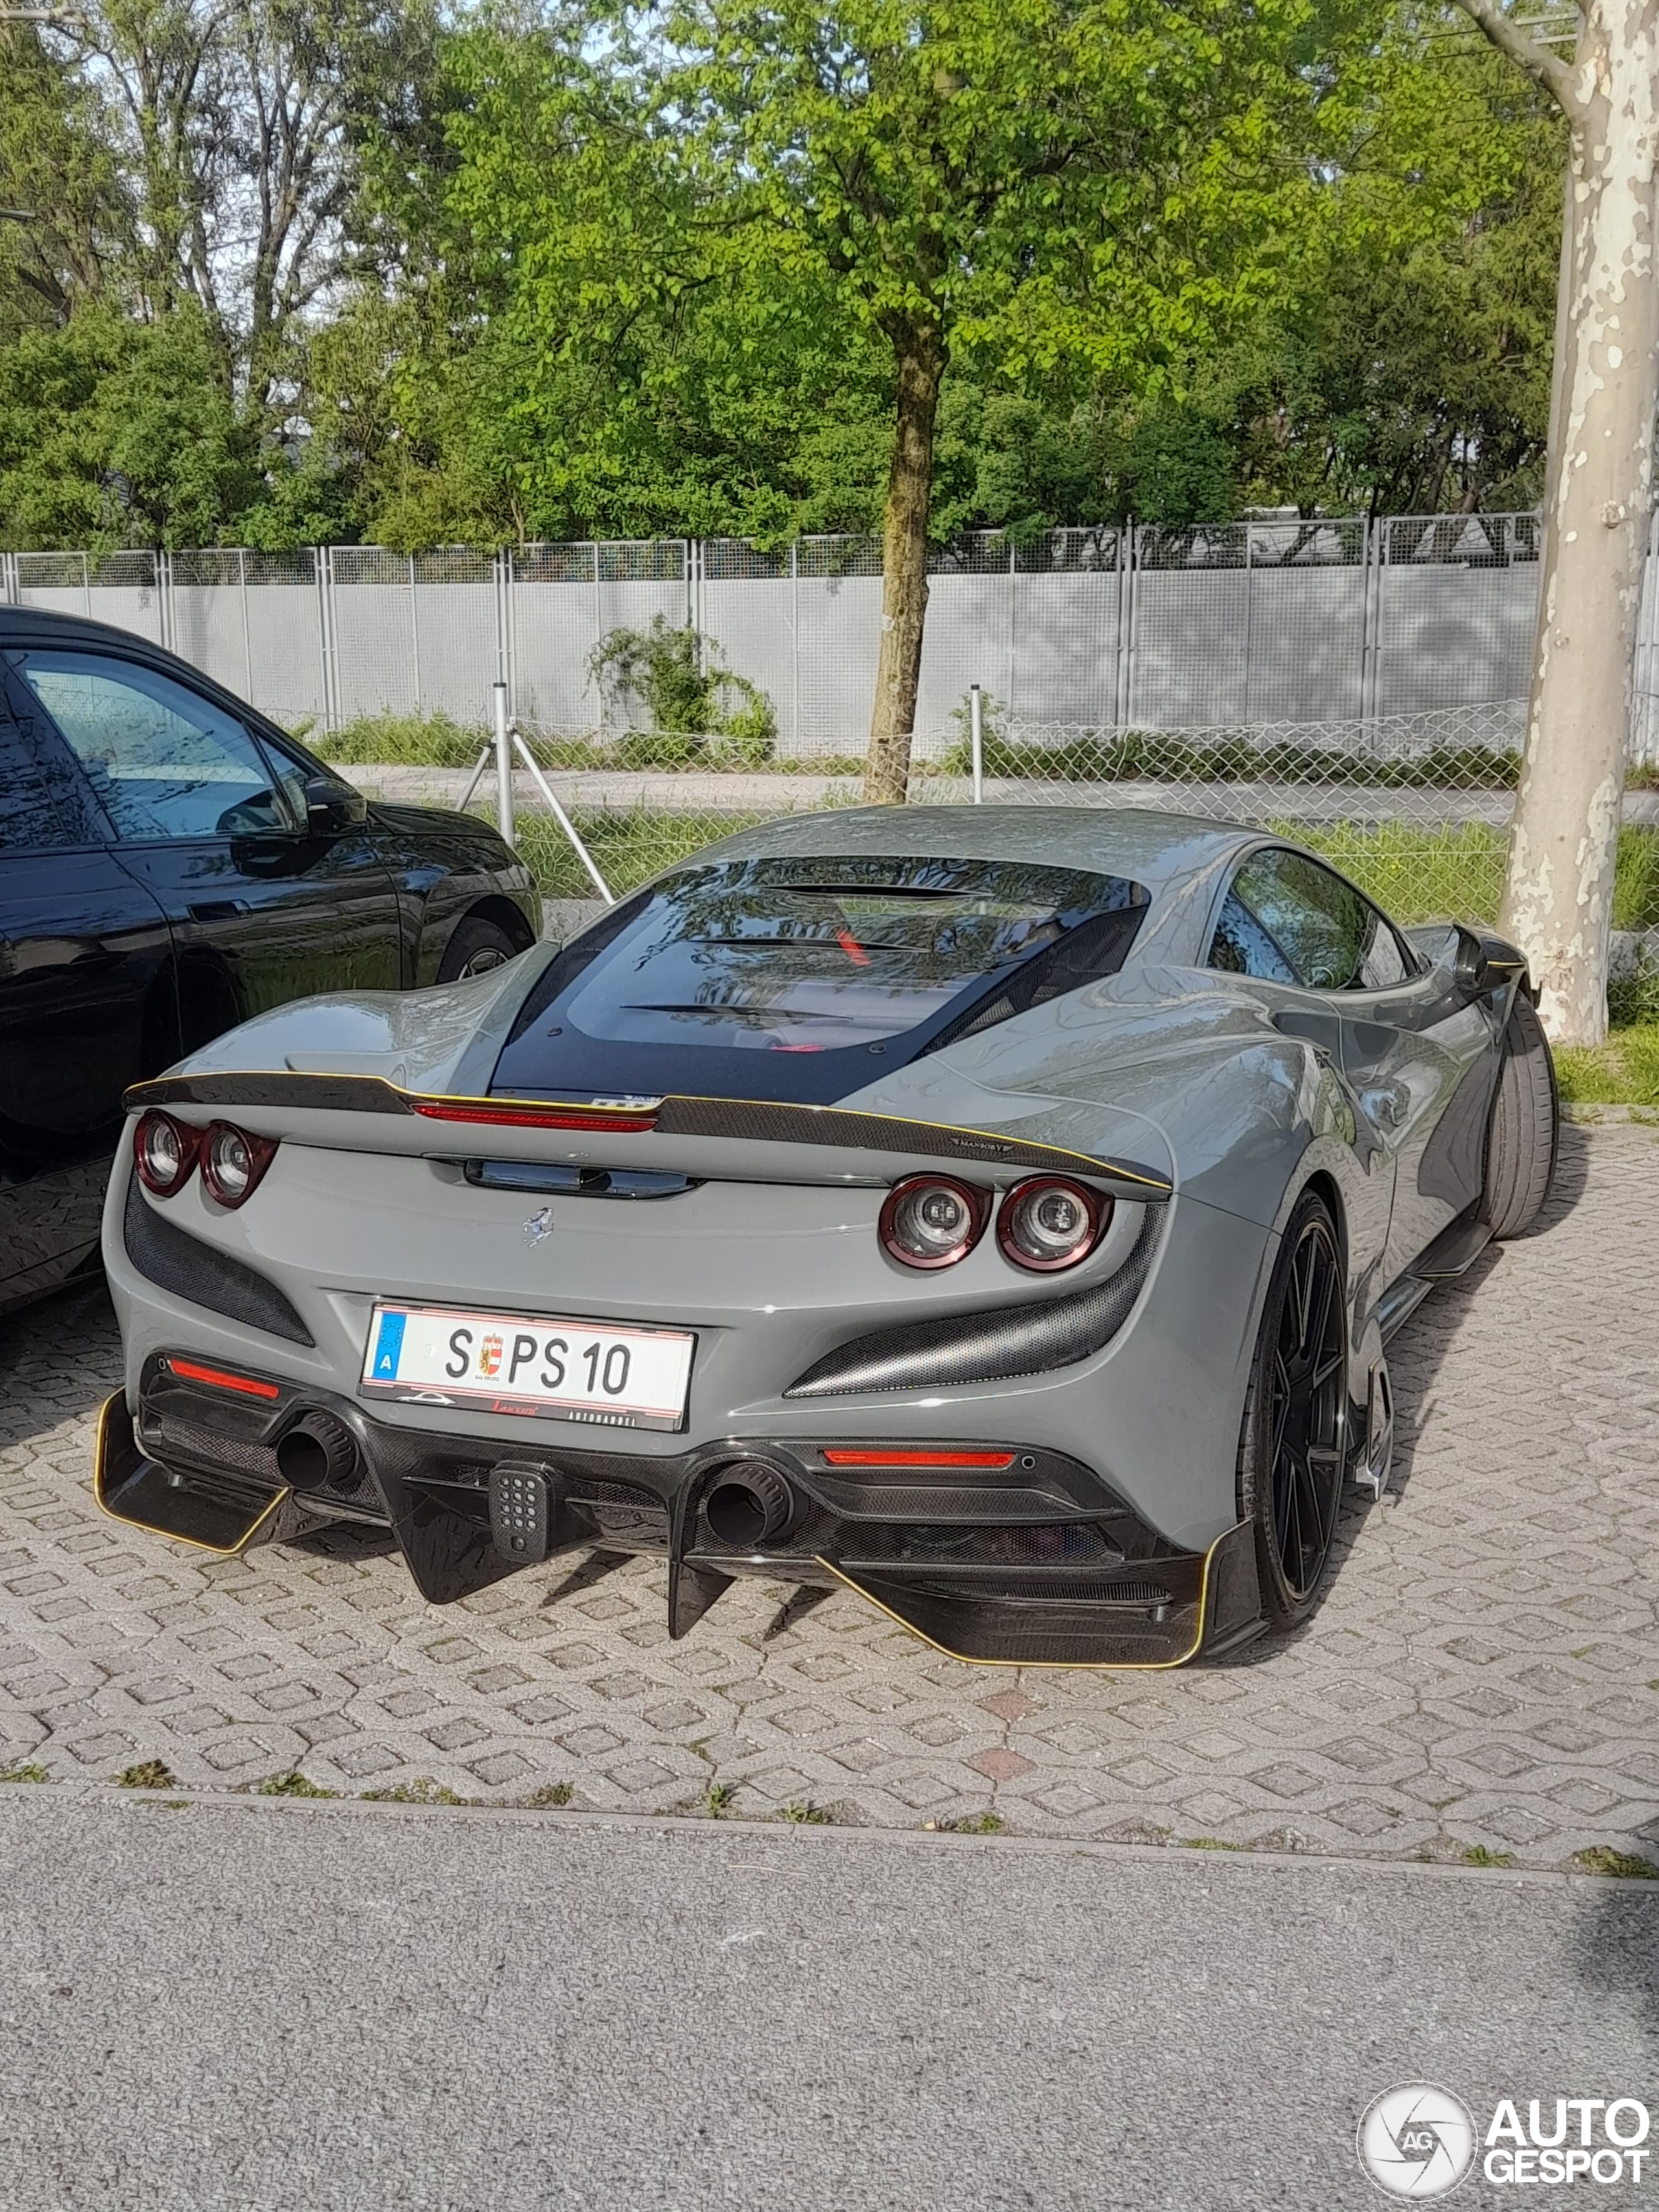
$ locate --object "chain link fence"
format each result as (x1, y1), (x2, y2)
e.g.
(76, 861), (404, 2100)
(6, 518), (1659, 931)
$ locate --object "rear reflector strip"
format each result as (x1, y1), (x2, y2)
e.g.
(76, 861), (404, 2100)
(411, 1102), (656, 1133)
(165, 1358), (281, 1401)
(820, 1449), (1016, 1469)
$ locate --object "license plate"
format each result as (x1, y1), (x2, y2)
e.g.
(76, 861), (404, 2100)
(358, 1302), (695, 1432)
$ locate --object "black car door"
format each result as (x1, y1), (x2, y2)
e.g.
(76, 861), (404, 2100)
(0, 671), (176, 1304)
(9, 646), (402, 1041)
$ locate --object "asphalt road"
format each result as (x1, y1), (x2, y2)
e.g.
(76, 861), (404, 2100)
(3, 1792), (1654, 2212)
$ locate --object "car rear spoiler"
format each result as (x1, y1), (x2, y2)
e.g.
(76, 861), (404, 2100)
(124, 1071), (1175, 1201)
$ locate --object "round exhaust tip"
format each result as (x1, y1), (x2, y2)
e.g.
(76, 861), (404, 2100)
(276, 1412), (358, 1494)
(704, 1462), (797, 1549)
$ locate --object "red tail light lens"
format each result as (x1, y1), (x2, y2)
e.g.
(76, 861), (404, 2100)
(997, 1177), (1107, 1272)
(200, 1121), (279, 1208)
(133, 1110), (200, 1198)
(878, 1174), (989, 1270)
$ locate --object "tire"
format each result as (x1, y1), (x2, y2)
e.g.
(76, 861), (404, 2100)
(1238, 1189), (1349, 1632)
(1480, 990), (1558, 1240)
(437, 914), (521, 983)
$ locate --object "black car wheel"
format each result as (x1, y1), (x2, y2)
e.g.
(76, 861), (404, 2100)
(1238, 1189), (1349, 1629)
(1480, 990), (1558, 1239)
(437, 914), (522, 983)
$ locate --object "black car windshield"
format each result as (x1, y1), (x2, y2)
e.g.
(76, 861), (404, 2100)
(491, 854), (1147, 1106)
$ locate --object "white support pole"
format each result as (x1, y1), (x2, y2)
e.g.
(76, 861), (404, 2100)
(969, 683), (985, 804)
(459, 744), (493, 812)
(493, 679), (515, 848)
(512, 726), (614, 903)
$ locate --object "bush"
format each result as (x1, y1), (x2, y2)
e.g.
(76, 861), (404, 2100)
(588, 618), (776, 763)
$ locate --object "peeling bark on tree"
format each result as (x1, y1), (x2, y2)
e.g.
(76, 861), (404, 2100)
(1456, 0), (1659, 1044)
(864, 324), (944, 808)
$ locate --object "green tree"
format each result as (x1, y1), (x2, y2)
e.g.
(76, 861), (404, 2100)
(663, 0), (1332, 800)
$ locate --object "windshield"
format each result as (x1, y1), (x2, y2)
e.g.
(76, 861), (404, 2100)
(491, 854), (1146, 1107)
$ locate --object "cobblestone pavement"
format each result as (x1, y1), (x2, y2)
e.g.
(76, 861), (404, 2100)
(3, 1124), (1656, 1869)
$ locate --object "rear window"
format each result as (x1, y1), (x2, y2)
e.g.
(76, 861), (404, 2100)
(491, 854), (1147, 1106)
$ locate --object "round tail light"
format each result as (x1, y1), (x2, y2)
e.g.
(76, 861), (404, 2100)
(997, 1177), (1107, 1272)
(879, 1174), (989, 1270)
(201, 1121), (279, 1208)
(133, 1110), (199, 1197)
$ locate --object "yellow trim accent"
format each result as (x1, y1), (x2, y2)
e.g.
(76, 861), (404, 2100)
(813, 1528), (1236, 1672)
(92, 1391), (292, 1559)
(121, 1068), (1173, 1196)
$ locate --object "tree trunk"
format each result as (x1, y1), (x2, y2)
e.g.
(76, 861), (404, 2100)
(1489, 1), (1659, 1043)
(864, 322), (944, 807)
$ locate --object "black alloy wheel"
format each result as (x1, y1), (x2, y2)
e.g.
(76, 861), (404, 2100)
(1240, 1191), (1349, 1628)
(438, 914), (522, 983)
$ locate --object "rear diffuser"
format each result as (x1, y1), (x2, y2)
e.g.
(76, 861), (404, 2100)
(93, 1391), (290, 1556)
(817, 1520), (1262, 1670)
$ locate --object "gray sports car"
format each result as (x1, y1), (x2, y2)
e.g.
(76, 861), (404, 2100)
(96, 808), (1557, 1668)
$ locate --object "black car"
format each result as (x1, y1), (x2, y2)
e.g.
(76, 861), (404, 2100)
(1, 607), (540, 1312)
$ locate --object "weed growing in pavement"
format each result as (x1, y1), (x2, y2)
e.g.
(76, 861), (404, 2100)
(523, 1782), (574, 1808)
(780, 1802), (830, 1825)
(1461, 1845), (1517, 1869)
(117, 1760), (179, 1790)
(1573, 1846), (1659, 1880)
(1180, 1836), (1243, 1851)
(361, 1776), (467, 1806)
(704, 1782), (736, 1819)
(947, 1813), (1005, 1835)
(256, 1772), (339, 1799)
(0, 1761), (49, 1783)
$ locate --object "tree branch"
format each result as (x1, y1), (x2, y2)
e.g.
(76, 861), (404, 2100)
(1446, 0), (1581, 118)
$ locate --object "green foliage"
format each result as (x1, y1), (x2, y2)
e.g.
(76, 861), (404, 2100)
(312, 711), (486, 768)
(1555, 1029), (1659, 1110)
(0, 1760), (50, 1784)
(589, 619), (776, 763)
(117, 1760), (179, 1789)
(0, 304), (258, 550)
(1573, 1846), (1659, 1879)
(1460, 1844), (1517, 1869)
(256, 1772), (340, 1799)
(361, 1776), (467, 1804)
(780, 1800), (830, 1825)
(523, 1781), (575, 1807)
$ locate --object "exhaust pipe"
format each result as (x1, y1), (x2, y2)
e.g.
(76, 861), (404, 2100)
(275, 1411), (359, 1494)
(703, 1461), (798, 1549)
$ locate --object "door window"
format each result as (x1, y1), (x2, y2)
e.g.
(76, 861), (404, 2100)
(14, 651), (294, 843)
(1209, 848), (1413, 991)
(0, 714), (87, 850)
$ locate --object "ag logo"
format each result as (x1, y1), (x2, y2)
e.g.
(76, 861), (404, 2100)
(1358, 2083), (1477, 2198)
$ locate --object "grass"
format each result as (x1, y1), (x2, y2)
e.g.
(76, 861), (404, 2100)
(1460, 1844), (1517, 1869)
(1557, 1027), (1659, 1109)
(703, 1782), (736, 1819)
(1573, 1846), (1659, 1879)
(256, 1771), (338, 1799)
(522, 1781), (574, 1808)
(780, 1800), (831, 1825)
(1180, 1835), (1244, 1852)
(117, 1759), (179, 1790)
(360, 1776), (467, 1806)
(0, 1760), (49, 1784)
(946, 1811), (1005, 1835)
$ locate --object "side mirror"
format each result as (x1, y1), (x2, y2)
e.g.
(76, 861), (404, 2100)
(304, 773), (368, 837)
(1452, 925), (1527, 1003)
(1452, 926), (1492, 999)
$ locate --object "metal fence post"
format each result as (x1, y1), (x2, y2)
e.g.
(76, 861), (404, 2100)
(316, 545), (339, 733)
(0, 551), (16, 605)
(410, 554), (423, 717)
(493, 679), (515, 848)
(969, 684), (985, 802)
(238, 548), (254, 699)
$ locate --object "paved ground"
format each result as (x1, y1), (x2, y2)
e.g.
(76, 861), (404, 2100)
(2, 1123), (1656, 1869)
(4, 1792), (1655, 2212)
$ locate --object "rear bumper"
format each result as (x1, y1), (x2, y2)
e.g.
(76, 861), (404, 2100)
(94, 1354), (1266, 1668)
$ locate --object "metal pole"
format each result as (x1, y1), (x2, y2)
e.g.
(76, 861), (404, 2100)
(512, 727), (614, 903)
(493, 679), (515, 848)
(969, 684), (985, 804)
(239, 548), (253, 699)
(409, 555), (422, 717)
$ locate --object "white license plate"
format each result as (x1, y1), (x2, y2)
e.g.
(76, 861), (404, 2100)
(359, 1302), (695, 1432)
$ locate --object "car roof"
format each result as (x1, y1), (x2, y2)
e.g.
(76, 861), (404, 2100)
(695, 803), (1257, 892)
(0, 605), (183, 657)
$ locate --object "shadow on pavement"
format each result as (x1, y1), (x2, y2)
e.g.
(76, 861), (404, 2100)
(1572, 1878), (1659, 2049)
(0, 1277), (120, 1452)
